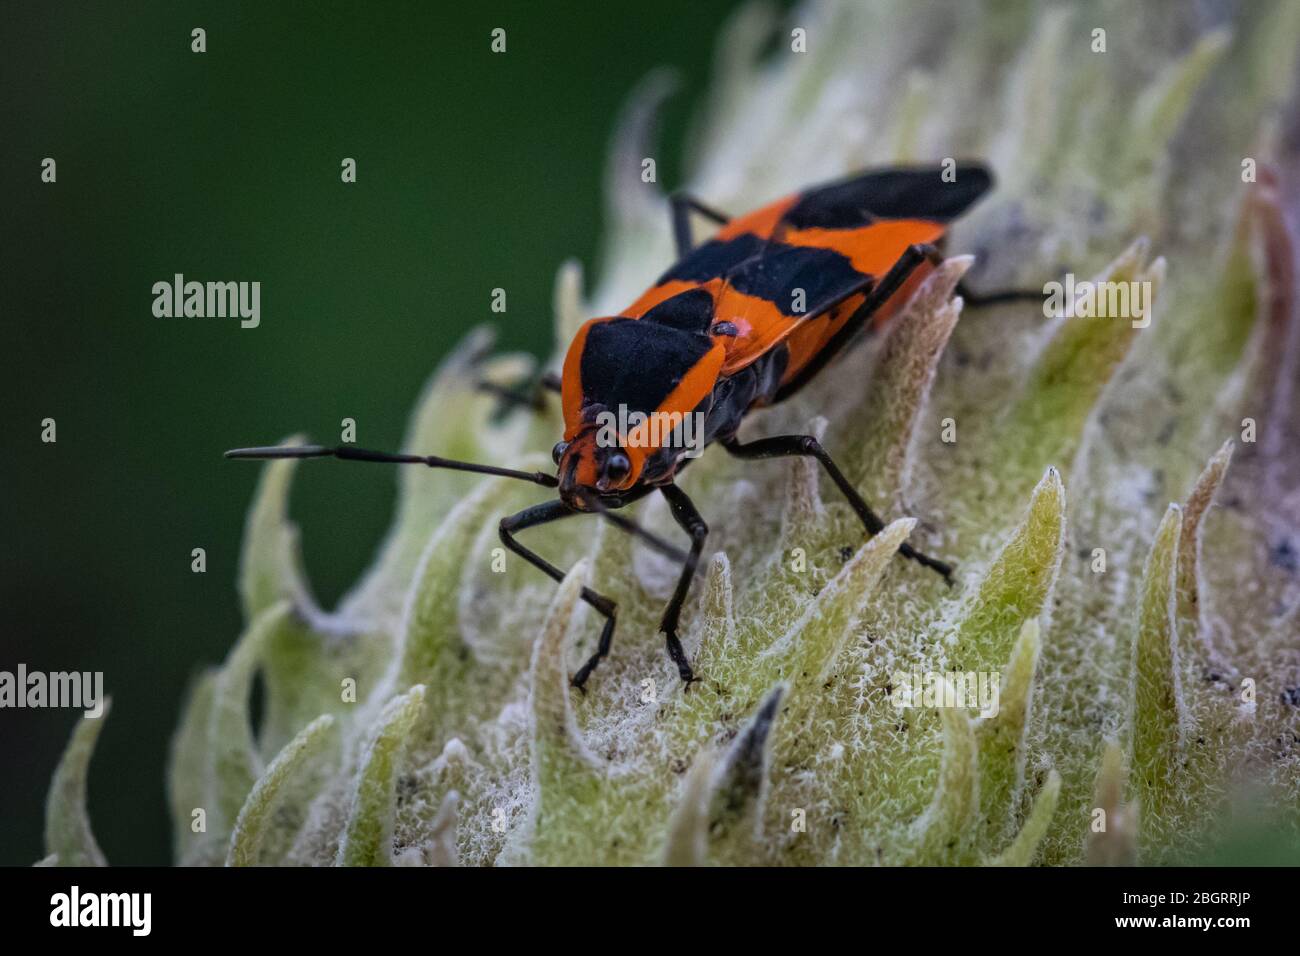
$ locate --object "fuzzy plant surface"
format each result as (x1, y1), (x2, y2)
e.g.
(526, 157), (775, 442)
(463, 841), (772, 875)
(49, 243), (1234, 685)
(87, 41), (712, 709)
(42, 0), (1300, 867)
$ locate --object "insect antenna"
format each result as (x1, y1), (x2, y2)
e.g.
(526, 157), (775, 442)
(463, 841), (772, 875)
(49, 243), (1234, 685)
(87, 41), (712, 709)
(224, 445), (559, 488)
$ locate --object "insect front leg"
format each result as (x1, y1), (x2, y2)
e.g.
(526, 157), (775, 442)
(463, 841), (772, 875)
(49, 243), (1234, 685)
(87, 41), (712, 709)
(669, 192), (731, 258)
(720, 434), (954, 585)
(498, 499), (620, 691)
(657, 483), (708, 685)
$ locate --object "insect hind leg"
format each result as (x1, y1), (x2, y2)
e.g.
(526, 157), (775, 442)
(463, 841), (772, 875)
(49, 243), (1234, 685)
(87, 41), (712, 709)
(720, 434), (954, 584)
(773, 242), (941, 403)
(956, 281), (1043, 309)
(669, 192), (731, 259)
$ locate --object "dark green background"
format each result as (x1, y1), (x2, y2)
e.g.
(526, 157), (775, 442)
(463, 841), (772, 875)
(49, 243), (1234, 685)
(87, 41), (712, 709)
(0, 0), (750, 866)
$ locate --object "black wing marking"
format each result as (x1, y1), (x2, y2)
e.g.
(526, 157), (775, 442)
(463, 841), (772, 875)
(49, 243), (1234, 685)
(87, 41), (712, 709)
(641, 288), (718, 333)
(656, 233), (765, 285)
(783, 164), (993, 230)
(723, 243), (869, 317)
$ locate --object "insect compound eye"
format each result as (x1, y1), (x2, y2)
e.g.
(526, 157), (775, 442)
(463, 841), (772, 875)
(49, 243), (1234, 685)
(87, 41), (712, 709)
(551, 441), (569, 466)
(604, 452), (631, 484)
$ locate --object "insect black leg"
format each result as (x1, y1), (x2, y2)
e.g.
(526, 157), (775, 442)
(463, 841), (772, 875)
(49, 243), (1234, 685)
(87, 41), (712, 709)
(225, 444), (559, 487)
(720, 434), (954, 584)
(576, 489), (688, 563)
(773, 242), (941, 402)
(669, 192), (731, 258)
(834, 241), (945, 334)
(955, 281), (1043, 309)
(476, 370), (562, 415)
(889, 245), (1042, 311)
(498, 499), (621, 690)
(658, 484), (708, 684)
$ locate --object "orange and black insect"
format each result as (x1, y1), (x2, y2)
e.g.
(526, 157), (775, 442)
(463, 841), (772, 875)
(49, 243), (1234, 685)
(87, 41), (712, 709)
(228, 163), (1031, 689)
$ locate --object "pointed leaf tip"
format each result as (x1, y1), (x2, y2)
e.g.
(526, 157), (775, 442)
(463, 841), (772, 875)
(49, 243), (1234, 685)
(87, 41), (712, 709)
(209, 602), (293, 838)
(856, 264), (965, 503)
(393, 790), (460, 867)
(664, 684), (785, 865)
(989, 770), (1060, 866)
(662, 750), (717, 867)
(951, 467), (1064, 673)
(763, 517), (915, 683)
(709, 684), (785, 843)
(44, 700), (112, 868)
(1087, 742), (1138, 866)
(907, 678), (979, 864)
(979, 618), (1043, 849)
(1177, 440), (1233, 631)
(553, 258), (586, 349)
(228, 714), (336, 866)
(1131, 504), (1187, 819)
(530, 560), (601, 777)
(337, 684), (427, 867)
(392, 476), (507, 689)
(238, 434), (314, 622)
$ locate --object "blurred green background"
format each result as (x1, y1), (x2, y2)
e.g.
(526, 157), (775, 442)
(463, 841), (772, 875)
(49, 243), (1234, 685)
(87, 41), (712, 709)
(0, 0), (752, 865)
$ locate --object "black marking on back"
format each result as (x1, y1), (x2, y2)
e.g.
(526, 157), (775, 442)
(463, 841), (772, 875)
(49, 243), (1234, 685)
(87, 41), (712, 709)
(581, 318), (714, 416)
(642, 288), (717, 333)
(784, 165), (993, 230)
(725, 243), (866, 316)
(658, 233), (764, 284)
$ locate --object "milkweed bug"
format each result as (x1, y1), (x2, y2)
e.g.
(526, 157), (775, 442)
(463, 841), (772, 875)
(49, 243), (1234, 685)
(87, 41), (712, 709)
(228, 163), (1036, 690)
